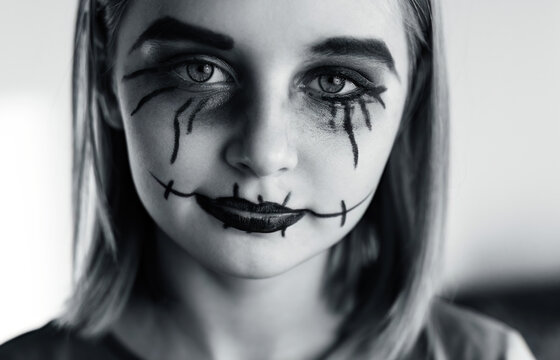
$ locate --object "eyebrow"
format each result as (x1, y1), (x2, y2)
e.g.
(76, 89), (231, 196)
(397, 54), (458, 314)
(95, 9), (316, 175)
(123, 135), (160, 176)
(128, 16), (235, 54)
(310, 37), (398, 77)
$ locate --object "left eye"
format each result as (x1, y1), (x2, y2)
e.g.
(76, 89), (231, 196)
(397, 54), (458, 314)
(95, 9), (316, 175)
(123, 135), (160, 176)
(173, 61), (231, 84)
(307, 74), (358, 95)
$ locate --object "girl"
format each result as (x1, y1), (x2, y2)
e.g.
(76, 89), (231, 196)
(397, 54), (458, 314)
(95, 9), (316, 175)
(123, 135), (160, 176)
(0, 0), (535, 359)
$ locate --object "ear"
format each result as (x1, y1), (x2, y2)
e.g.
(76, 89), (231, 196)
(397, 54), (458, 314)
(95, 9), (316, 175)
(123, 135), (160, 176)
(97, 76), (124, 130)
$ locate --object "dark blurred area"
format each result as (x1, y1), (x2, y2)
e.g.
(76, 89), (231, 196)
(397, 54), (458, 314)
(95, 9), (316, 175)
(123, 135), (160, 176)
(451, 284), (560, 360)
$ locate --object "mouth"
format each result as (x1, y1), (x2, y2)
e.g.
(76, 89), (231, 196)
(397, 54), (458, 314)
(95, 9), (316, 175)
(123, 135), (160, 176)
(196, 195), (305, 234)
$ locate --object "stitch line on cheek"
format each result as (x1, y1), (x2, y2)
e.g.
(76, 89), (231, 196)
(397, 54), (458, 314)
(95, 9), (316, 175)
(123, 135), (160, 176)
(282, 192), (291, 206)
(171, 98), (194, 164)
(150, 171), (375, 231)
(164, 180), (175, 200)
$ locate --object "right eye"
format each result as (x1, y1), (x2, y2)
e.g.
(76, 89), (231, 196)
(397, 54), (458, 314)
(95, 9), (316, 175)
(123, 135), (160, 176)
(307, 74), (359, 95)
(172, 60), (233, 85)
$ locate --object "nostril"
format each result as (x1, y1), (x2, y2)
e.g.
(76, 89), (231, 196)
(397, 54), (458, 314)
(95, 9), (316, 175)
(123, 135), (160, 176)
(239, 163), (251, 171)
(236, 161), (257, 176)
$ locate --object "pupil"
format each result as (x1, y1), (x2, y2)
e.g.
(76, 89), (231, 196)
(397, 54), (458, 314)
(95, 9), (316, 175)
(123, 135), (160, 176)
(187, 63), (214, 82)
(319, 75), (345, 93)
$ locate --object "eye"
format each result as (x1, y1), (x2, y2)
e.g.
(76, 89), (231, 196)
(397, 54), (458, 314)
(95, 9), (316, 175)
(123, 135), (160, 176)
(308, 74), (358, 95)
(173, 61), (232, 84)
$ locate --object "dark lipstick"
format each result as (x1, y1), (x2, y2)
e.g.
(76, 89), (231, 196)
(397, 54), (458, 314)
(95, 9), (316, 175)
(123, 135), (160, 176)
(196, 196), (305, 233)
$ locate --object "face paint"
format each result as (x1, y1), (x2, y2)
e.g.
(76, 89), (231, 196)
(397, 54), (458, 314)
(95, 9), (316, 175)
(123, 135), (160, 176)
(171, 98), (193, 164)
(122, 52), (238, 165)
(130, 86), (178, 116)
(114, 0), (410, 279)
(150, 172), (373, 237)
(187, 98), (209, 134)
(329, 103), (338, 130)
(358, 99), (372, 131)
(282, 192), (291, 206)
(301, 71), (387, 169)
(342, 104), (359, 168)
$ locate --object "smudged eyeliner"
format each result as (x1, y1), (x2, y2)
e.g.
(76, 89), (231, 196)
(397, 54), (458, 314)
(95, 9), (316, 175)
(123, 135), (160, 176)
(171, 98), (194, 164)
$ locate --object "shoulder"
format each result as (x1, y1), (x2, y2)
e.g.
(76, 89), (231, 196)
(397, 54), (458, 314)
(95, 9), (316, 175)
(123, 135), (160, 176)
(0, 322), (66, 360)
(426, 300), (535, 360)
(0, 321), (122, 360)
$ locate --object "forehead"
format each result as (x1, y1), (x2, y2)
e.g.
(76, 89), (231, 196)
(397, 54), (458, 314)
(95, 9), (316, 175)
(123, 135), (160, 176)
(117, 0), (408, 68)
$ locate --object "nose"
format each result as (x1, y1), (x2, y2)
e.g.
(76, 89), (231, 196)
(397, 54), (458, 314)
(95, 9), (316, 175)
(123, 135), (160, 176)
(225, 90), (298, 178)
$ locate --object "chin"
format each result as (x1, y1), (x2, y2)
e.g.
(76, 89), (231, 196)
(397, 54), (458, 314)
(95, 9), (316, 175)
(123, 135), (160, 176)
(178, 219), (339, 280)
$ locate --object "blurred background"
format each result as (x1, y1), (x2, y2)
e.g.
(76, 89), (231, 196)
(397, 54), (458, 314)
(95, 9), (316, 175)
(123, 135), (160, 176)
(1, 0), (559, 358)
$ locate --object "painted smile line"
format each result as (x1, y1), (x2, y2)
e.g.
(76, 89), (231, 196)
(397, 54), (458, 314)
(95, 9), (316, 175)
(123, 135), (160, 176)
(150, 172), (373, 236)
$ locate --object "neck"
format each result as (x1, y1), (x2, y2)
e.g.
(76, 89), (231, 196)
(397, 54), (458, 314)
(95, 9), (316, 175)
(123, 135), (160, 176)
(115, 229), (342, 360)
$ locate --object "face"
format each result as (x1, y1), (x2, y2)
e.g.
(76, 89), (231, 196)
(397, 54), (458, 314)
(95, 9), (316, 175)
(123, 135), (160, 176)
(113, 0), (410, 278)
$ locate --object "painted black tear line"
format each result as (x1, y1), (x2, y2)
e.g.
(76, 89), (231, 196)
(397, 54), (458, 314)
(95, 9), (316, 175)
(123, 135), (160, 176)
(281, 228), (287, 237)
(329, 103), (338, 129)
(343, 104), (359, 168)
(258, 195), (264, 203)
(187, 98), (209, 134)
(282, 192), (291, 206)
(233, 183), (239, 198)
(170, 98), (193, 164)
(130, 86), (177, 116)
(359, 99), (372, 131)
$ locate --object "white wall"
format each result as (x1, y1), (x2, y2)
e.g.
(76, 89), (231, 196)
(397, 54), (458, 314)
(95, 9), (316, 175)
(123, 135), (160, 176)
(1, 0), (559, 344)
(0, 0), (75, 343)
(442, 0), (560, 292)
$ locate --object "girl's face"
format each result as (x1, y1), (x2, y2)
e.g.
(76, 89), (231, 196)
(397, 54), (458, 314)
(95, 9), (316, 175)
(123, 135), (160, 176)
(113, 0), (409, 277)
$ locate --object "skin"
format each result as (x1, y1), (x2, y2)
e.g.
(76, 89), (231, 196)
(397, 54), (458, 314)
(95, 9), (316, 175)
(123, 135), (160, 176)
(110, 0), (410, 359)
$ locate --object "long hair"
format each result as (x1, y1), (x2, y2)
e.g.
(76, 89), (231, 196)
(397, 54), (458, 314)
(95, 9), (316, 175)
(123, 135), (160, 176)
(59, 0), (448, 359)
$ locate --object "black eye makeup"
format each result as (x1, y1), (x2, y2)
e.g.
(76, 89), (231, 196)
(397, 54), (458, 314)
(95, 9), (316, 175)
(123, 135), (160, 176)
(123, 54), (237, 87)
(123, 54), (238, 165)
(123, 52), (388, 169)
(297, 66), (387, 168)
(298, 66), (385, 103)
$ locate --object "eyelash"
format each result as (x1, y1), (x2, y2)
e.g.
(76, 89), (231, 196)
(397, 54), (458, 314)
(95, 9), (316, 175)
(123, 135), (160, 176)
(171, 59), (235, 86)
(297, 66), (385, 105)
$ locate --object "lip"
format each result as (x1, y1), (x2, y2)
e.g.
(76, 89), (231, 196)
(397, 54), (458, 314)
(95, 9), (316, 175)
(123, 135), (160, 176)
(196, 196), (305, 233)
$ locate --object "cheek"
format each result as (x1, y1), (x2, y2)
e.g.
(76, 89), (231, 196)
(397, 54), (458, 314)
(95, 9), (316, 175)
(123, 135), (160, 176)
(120, 93), (234, 205)
(294, 99), (402, 211)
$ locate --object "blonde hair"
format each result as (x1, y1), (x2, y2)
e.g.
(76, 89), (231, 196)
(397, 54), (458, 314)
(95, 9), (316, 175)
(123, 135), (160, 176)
(60, 0), (448, 359)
